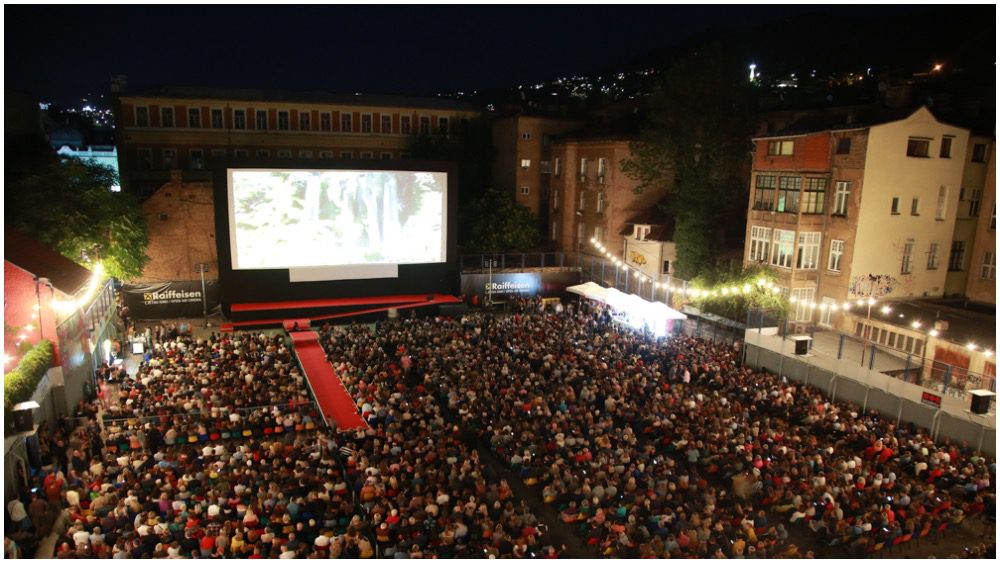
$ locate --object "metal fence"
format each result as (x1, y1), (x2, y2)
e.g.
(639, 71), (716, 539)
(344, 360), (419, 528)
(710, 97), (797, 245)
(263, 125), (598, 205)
(459, 252), (574, 271)
(744, 344), (996, 455)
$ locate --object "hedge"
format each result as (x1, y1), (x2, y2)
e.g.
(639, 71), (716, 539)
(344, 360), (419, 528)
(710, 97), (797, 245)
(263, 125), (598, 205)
(4, 339), (54, 412)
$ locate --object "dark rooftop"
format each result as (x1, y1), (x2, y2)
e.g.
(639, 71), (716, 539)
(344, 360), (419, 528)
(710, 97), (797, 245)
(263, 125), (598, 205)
(4, 227), (93, 296)
(619, 200), (676, 242)
(866, 298), (996, 351)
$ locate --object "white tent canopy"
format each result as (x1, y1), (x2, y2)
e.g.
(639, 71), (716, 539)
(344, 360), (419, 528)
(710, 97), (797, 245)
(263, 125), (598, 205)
(568, 283), (686, 336)
(566, 282), (610, 302)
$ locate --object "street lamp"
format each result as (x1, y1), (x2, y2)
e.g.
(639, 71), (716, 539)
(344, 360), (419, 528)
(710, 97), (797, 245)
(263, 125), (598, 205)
(860, 296), (877, 366)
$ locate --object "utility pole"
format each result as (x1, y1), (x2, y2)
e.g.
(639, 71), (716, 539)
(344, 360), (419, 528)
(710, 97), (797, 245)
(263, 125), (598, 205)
(195, 263), (209, 327)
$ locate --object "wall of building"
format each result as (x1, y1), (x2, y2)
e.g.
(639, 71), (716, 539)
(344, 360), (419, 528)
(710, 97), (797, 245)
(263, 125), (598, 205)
(623, 237), (676, 282)
(3, 262), (61, 368)
(965, 144), (996, 304)
(945, 135), (993, 296)
(138, 178), (219, 283)
(852, 108), (968, 300)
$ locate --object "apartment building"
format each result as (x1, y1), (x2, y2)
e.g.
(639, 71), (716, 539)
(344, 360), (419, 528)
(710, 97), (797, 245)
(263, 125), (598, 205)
(743, 106), (970, 327)
(965, 144), (996, 304)
(549, 135), (669, 261)
(944, 135), (994, 296)
(112, 86), (480, 194)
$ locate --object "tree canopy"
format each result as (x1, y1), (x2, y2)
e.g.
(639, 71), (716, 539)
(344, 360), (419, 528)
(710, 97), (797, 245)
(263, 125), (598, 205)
(461, 187), (540, 252)
(622, 43), (756, 280)
(6, 154), (150, 280)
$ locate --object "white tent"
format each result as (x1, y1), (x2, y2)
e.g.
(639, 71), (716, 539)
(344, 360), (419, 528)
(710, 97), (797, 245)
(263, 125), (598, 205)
(566, 282), (610, 302)
(572, 284), (686, 337)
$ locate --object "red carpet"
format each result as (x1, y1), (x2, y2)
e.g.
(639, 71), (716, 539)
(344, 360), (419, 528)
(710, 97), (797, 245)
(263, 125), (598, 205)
(220, 294), (462, 332)
(232, 294), (459, 312)
(289, 331), (368, 432)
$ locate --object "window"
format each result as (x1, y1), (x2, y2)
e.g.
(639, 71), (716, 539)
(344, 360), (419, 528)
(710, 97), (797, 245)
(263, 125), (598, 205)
(520, 186), (530, 196)
(753, 175), (776, 211)
(137, 148), (153, 170)
(981, 252), (996, 280)
(256, 110), (268, 130)
(835, 137), (851, 155)
(749, 226), (771, 263)
(597, 158), (607, 180)
(341, 113), (352, 132)
(554, 157), (561, 177)
(540, 161), (551, 174)
(256, 149), (270, 158)
(900, 238), (914, 274)
(662, 261), (671, 274)
(419, 116), (430, 136)
(790, 288), (814, 322)
(833, 181), (850, 216)
(635, 225), (651, 240)
(399, 152), (410, 160)
(580, 157), (588, 177)
(234, 149), (248, 158)
(578, 191), (585, 211)
(299, 151), (313, 158)
(971, 143), (987, 163)
(801, 178), (827, 214)
(400, 115), (411, 135)
(969, 189), (982, 216)
(211, 109), (224, 129)
(381, 152), (392, 160)
(521, 131), (532, 140)
(949, 240), (965, 271)
(796, 232), (821, 269)
(319, 151), (333, 159)
(906, 138), (930, 157)
(188, 108), (201, 128)
(991, 202), (996, 229)
(927, 242), (940, 270)
(340, 151), (353, 159)
(234, 109), (246, 130)
(939, 136), (953, 158)
(552, 189), (559, 210)
(277, 150), (291, 158)
(828, 239), (844, 272)
(521, 159), (531, 169)
(360, 151), (373, 159)
(768, 140), (794, 156)
(596, 192), (605, 213)
(135, 106), (149, 127)
(594, 226), (605, 241)
(438, 117), (448, 136)
(910, 197), (919, 216)
(320, 112), (332, 132)
(380, 115), (391, 134)
(361, 114), (372, 133)
(891, 197), (900, 214)
(161, 107), (174, 127)
(211, 149), (226, 161)
(777, 176), (801, 213)
(819, 297), (836, 327)
(771, 229), (795, 268)
(277, 111), (290, 130)
(162, 148), (177, 169)
(551, 221), (557, 242)
(189, 149), (204, 170)
(935, 186), (947, 220)
(577, 222), (585, 243)
(299, 112), (310, 131)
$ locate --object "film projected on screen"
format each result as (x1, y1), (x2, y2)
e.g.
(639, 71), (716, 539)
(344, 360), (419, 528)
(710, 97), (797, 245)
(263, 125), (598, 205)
(227, 169), (447, 276)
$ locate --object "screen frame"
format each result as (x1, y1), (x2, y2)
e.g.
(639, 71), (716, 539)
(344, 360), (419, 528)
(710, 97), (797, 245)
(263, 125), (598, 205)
(213, 158), (458, 307)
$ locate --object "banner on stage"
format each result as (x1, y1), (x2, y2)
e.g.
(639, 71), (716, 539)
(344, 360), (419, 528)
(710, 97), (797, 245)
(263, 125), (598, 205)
(122, 280), (221, 319)
(460, 271), (581, 302)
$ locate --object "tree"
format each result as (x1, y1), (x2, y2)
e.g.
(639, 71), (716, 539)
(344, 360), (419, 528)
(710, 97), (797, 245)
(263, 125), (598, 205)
(6, 156), (150, 280)
(688, 263), (788, 322)
(408, 116), (495, 210)
(462, 187), (539, 252)
(622, 43), (756, 280)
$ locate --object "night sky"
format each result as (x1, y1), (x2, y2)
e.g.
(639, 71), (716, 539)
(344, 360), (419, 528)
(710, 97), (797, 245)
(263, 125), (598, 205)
(7, 4), (931, 107)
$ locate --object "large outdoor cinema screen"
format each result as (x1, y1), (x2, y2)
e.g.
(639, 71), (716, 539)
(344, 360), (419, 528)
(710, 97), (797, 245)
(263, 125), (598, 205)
(227, 168), (448, 275)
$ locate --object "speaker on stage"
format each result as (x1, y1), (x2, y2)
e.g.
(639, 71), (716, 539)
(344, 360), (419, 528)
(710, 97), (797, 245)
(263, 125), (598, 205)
(969, 390), (995, 415)
(11, 403), (37, 434)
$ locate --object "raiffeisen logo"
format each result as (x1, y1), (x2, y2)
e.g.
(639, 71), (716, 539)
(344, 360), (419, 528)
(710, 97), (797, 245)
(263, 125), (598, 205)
(484, 281), (532, 291)
(143, 289), (201, 302)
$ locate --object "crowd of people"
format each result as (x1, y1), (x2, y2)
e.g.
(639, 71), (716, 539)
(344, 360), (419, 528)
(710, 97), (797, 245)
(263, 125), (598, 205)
(5, 296), (994, 559)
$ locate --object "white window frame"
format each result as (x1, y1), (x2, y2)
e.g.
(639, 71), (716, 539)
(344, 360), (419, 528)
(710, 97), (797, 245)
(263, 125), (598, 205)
(160, 106), (174, 128)
(161, 148), (178, 169)
(749, 226), (771, 263)
(790, 287), (814, 322)
(819, 297), (836, 327)
(935, 186), (947, 220)
(577, 222), (585, 244)
(833, 181), (849, 216)
(578, 191), (585, 211)
(188, 107), (201, 129)
(828, 239), (844, 272)
(554, 157), (561, 177)
(419, 116), (431, 136)
(597, 157), (607, 180)
(927, 242), (940, 270)
(596, 191), (606, 213)
(277, 110), (290, 131)
(320, 112), (332, 132)
(797, 232), (821, 270)
(134, 105), (150, 127)
(381, 152), (393, 160)
(580, 157), (588, 176)
(234, 149), (249, 158)
(380, 114), (392, 134)
(520, 159), (531, 169)
(552, 189), (558, 210)
(341, 113), (352, 133)
(340, 151), (353, 159)
(256, 109), (268, 130)
(594, 225), (604, 241)
(551, 221), (557, 242)
(319, 151), (333, 159)
(361, 113), (373, 133)
(256, 149), (270, 158)
(360, 151), (374, 160)
(768, 140), (794, 156)
(137, 147), (153, 170)
(299, 150), (313, 158)
(981, 252), (996, 280)
(771, 229), (794, 268)
(233, 109), (246, 130)
(521, 131), (532, 141)
(277, 150), (292, 158)
(520, 186), (530, 196)
(299, 111), (311, 131)
(211, 108), (224, 129)
(901, 238), (914, 274)
(400, 115), (411, 135)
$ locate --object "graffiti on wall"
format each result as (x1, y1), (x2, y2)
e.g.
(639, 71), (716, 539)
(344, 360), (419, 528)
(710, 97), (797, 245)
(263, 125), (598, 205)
(848, 273), (898, 298)
(629, 251), (647, 266)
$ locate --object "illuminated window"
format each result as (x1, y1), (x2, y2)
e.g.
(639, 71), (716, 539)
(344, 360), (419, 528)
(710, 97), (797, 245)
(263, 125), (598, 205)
(753, 175), (776, 211)
(320, 112), (332, 132)
(801, 178), (827, 214)
(939, 136), (953, 158)
(299, 112), (310, 131)
(771, 229), (794, 268)
(400, 115), (411, 135)
(981, 252), (996, 280)
(256, 110), (268, 130)
(749, 226), (771, 263)
(341, 113), (352, 132)
(833, 182), (850, 216)
(380, 115), (392, 134)
(160, 107), (174, 127)
(828, 239), (844, 272)
(521, 159), (531, 169)
(906, 138), (930, 157)
(777, 176), (800, 213)
(188, 108), (201, 128)
(596, 192), (606, 213)
(211, 109), (223, 129)
(767, 140), (794, 156)
(233, 109), (246, 130)
(135, 106), (149, 127)
(796, 232), (821, 269)
(790, 288), (814, 322)
(278, 111), (289, 130)
(901, 238), (914, 274)
(361, 114), (372, 133)
(419, 116), (431, 136)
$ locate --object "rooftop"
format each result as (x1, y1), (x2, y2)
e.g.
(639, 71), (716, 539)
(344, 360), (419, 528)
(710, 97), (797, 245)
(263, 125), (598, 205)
(4, 227), (93, 296)
(859, 297), (996, 351)
(754, 105), (948, 139)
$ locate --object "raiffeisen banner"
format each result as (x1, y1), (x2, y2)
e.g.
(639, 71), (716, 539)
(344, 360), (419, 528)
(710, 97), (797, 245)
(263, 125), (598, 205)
(122, 281), (220, 319)
(459, 271), (581, 302)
